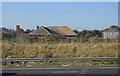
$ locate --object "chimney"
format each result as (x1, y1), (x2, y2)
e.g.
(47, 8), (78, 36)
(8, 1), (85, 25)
(16, 24), (20, 38)
(37, 26), (39, 29)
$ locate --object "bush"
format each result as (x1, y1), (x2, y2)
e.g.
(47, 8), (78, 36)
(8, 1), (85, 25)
(42, 50), (54, 58)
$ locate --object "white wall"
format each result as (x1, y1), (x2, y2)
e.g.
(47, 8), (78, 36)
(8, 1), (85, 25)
(103, 32), (119, 39)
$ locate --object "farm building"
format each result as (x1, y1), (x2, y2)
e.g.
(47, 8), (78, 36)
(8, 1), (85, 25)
(29, 26), (78, 38)
(102, 26), (120, 39)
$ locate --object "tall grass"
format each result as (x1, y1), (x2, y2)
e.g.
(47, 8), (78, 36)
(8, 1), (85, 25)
(2, 41), (119, 58)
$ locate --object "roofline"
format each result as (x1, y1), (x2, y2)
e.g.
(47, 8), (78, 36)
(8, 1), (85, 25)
(42, 26), (51, 35)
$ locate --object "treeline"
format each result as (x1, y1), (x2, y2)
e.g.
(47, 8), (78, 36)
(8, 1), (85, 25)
(0, 27), (102, 43)
(0, 27), (32, 40)
(1, 25), (119, 43)
(74, 29), (102, 38)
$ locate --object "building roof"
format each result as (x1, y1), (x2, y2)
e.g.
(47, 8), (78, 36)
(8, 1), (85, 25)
(29, 26), (51, 36)
(47, 26), (78, 36)
(29, 26), (78, 36)
(103, 27), (120, 32)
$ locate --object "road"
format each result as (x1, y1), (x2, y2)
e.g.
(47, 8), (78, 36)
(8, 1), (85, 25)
(1, 66), (119, 76)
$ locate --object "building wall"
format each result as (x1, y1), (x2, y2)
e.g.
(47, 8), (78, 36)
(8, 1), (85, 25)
(103, 32), (120, 39)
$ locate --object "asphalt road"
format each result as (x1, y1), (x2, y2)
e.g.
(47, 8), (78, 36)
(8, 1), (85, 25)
(1, 66), (119, 75)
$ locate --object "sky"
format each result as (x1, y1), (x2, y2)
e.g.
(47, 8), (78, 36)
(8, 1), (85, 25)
(1, 0), (119, 2)
(2, 2), (118, 31)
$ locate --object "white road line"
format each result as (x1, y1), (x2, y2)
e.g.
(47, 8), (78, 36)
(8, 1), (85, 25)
(52, 71), (78, 74)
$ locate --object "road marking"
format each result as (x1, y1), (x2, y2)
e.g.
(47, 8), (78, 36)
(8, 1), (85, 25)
(52, 71), (78, 74)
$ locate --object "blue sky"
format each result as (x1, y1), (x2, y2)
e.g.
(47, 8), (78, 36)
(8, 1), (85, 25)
(1, 0), (119, 2)
(2, 2), (118, 30)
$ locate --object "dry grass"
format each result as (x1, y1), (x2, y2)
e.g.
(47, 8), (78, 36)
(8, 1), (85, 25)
(3, 60), (120, 67)
(2, 41), (119, 58)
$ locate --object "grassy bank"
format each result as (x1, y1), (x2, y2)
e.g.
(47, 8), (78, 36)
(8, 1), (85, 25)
(2, 41), (119, 58)
(2, 41), (119, 67)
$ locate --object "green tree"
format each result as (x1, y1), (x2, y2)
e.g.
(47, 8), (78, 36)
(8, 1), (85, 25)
(73, 30), (79, 34)
(2, 32), (13, 40)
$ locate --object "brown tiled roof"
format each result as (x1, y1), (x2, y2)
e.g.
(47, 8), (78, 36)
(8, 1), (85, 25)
(47, 26), (78, 36)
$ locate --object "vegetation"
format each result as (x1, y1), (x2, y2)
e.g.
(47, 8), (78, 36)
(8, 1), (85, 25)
(2, 41), (119, 67)
(1, 25), (120, 67)
(74, 29), (102, 38)
(3, 60), (120, 67)
(1, 25), (119, 42)
(2, 41), (119, 58)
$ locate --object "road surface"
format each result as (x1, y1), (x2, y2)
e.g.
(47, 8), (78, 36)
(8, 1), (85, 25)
(1, 66), (119, 76)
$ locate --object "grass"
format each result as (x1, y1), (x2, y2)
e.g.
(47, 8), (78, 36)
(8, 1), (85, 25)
(2, 41), (119, 58)
(3, 60), (120, 67)
(2, 41), (119, 67)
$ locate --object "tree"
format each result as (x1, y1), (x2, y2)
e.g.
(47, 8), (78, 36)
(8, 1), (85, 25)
(0, 27), (9, 32)
(79, 30), (87, 38)
(20, 28), (24, 33)
(73, 30), (79, 34)
(2, 32), (13, 40)
(78, 29), (102, 42)
(25, 29), (31, 33)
